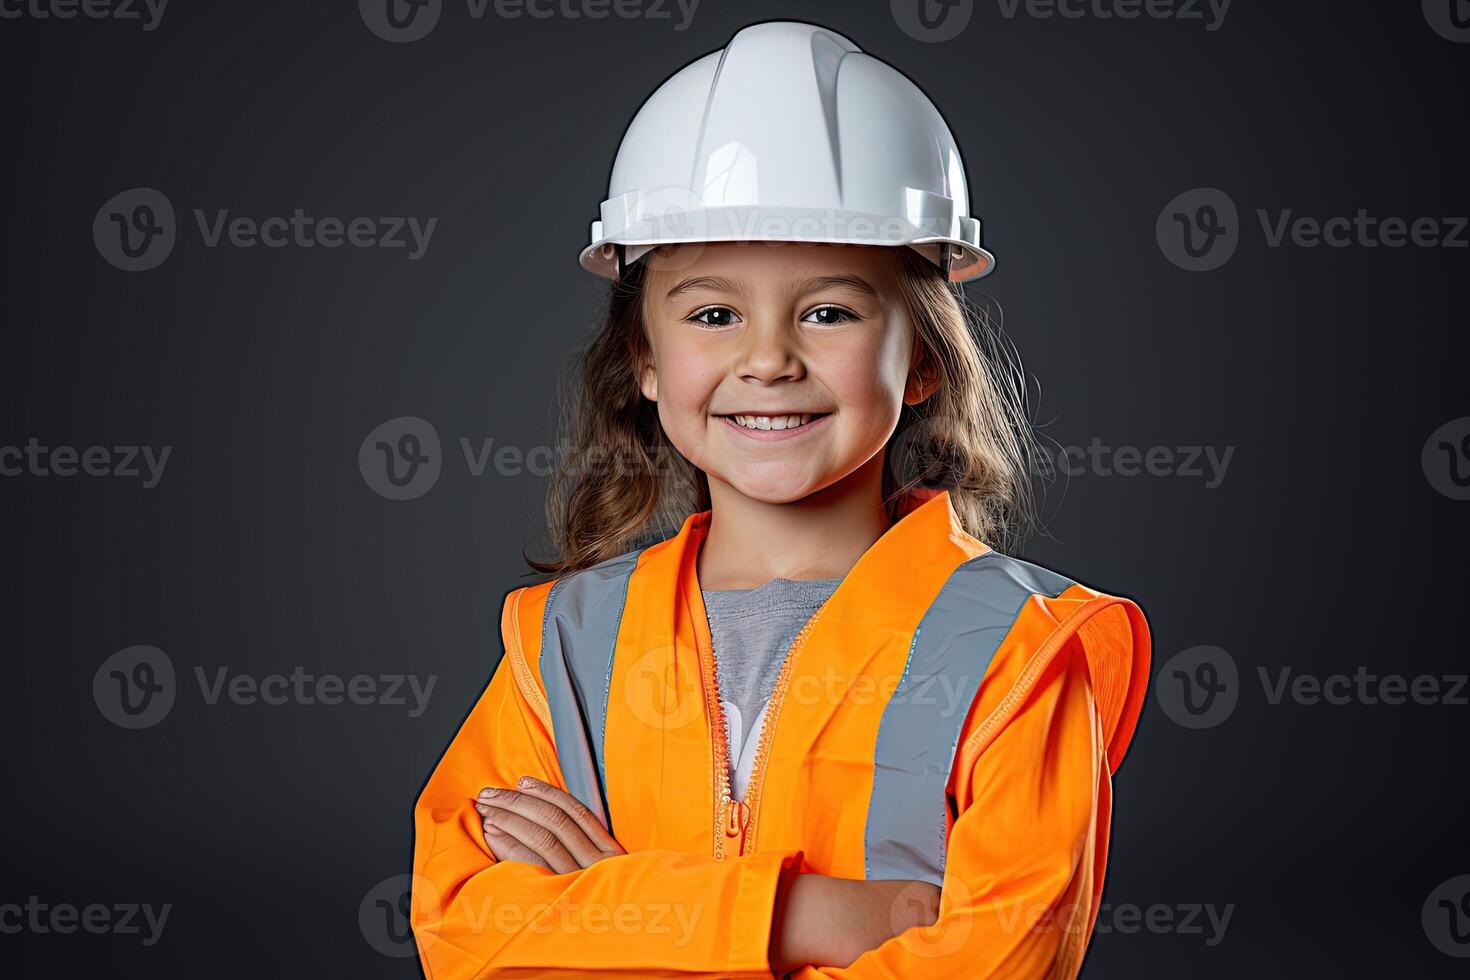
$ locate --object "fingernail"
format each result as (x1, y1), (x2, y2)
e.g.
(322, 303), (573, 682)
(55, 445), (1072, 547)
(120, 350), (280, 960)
(479, 788), (501, 800)
(518, 776), (536, 790)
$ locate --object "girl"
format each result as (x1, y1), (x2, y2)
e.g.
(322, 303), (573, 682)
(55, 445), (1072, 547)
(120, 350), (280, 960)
(411, 20), (1150, 979)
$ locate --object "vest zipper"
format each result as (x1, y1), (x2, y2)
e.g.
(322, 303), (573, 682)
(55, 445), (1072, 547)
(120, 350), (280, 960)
(700, 588), (834, 859)
(699, 618), (740, 861)
(736, 604), (827, 856)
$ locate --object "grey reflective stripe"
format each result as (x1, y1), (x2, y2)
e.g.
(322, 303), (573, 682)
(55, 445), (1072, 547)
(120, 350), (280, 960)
(864, 552), (1075, 885)
(538, 549), (642, 833)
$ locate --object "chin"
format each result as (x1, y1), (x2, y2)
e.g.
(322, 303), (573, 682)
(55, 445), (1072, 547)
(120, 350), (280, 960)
(723, 470), (843, 505)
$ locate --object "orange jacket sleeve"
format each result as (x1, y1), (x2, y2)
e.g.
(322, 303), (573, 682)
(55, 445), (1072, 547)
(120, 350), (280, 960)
(790, 636), (1111, 979)
(410, 589), (805, 979)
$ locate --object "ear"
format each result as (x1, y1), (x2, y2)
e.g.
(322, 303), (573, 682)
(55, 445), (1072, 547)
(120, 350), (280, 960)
(903, 350), (940, 406)
(637, 355), (658, 402)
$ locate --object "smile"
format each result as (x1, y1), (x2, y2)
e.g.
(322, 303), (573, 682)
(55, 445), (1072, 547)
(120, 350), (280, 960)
(714, 412), (832, 441)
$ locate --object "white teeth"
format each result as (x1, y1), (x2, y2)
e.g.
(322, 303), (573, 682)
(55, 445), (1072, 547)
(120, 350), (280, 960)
(731, 414), (815, 430)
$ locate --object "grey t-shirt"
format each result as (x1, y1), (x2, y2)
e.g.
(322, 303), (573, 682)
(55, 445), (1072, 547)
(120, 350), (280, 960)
(701, 576), (842, 800)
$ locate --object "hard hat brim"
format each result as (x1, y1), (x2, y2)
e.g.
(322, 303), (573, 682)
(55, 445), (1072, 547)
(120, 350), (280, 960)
(579, 204), (995, 283)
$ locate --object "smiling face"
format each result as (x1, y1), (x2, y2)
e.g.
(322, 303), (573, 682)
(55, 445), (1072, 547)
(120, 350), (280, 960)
(636, 241), (933, 506)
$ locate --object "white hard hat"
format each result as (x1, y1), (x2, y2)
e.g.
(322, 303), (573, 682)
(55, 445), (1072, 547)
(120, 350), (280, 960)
(578, 20), (995, 284)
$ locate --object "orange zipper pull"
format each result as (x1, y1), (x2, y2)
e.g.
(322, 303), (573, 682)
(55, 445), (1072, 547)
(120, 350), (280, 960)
(723, 799), (750, 845)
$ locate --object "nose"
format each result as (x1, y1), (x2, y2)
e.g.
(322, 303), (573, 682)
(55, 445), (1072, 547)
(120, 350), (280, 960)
(734, 317), (805, 384)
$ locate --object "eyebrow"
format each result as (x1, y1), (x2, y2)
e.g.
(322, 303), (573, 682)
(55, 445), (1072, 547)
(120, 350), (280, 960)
(663, 274), (880, 301)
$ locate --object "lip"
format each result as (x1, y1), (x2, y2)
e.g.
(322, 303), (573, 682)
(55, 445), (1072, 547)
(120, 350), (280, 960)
(715, 412), (833, 441)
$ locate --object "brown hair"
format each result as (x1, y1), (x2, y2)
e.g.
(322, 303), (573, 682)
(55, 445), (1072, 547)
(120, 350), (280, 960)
(522, 246), (1039, 579)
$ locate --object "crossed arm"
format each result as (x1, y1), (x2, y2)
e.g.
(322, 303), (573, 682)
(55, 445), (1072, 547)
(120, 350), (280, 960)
(411, 635), (1106, 978)
(471, 775), (942, 973)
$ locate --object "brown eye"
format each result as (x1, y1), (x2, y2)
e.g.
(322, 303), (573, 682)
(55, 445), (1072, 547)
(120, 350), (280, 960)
(804, 306), (858, 326)
(688, 306), (740, 328)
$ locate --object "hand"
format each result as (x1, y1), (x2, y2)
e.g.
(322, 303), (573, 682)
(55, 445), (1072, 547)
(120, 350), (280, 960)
(474, 775), (626, 873)
(770, 874), (941, 973)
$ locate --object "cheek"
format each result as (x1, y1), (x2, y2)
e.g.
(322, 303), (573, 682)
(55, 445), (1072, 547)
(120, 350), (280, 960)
(823, 333), (910, 417)
(652, 336), (723, 418)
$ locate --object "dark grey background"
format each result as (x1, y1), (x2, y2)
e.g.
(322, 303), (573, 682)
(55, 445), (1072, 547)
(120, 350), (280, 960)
(2, 0), (1467, 975)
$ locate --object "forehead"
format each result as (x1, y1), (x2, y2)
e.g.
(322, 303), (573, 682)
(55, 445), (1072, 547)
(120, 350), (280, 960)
(641, 242), (902, 300)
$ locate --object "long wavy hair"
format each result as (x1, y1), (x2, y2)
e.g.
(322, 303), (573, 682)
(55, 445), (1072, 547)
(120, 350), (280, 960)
(522, 245), (1040, 579)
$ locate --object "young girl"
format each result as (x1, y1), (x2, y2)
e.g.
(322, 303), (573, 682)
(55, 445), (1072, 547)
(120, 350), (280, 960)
(411, 20), (1149, 979)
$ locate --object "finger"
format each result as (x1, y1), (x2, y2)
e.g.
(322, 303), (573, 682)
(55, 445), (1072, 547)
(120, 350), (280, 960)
(514, 776), (626, 858)
(474, 794), (559, 870)
(478, 812), (553, 871)
(479, 784), (614, 870)
(476, 802), (580, 874)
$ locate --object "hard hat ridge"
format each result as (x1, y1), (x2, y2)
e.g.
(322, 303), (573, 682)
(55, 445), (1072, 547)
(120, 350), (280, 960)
(580, 20), (995, 283)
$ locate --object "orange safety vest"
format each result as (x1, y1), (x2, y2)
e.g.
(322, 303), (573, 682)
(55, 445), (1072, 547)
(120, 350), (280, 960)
(412, 488), (1150, 978)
